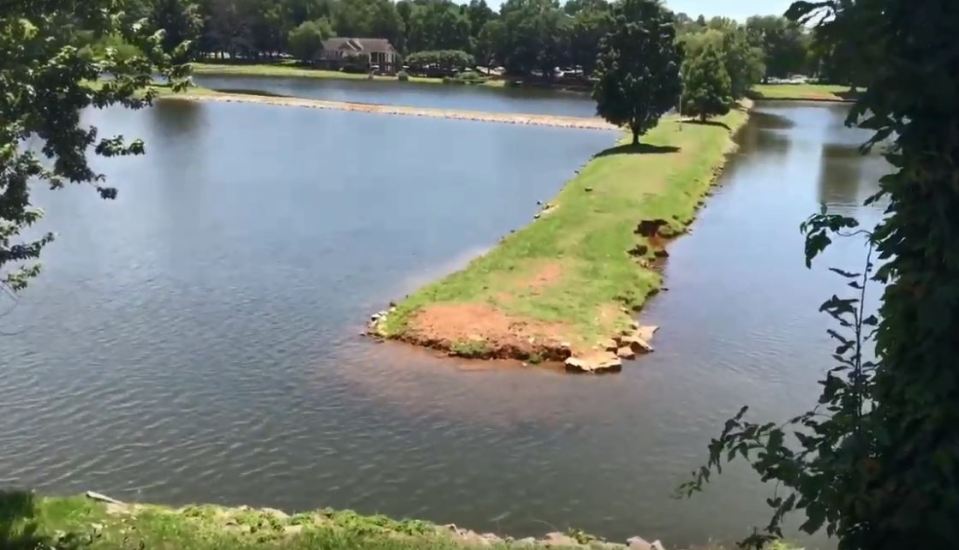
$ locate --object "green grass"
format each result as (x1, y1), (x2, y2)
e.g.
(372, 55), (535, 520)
(192, 61), (506, 87)
(0, 492), (805, 550)
(382, 106), (751, 353)
(750, 83), (857, 102)
(0, 492), (492, 550)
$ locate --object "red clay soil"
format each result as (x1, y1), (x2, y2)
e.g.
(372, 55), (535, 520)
(400, 303), (574, 361)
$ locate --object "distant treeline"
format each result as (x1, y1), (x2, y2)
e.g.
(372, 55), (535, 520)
(124, 0), (862, 85)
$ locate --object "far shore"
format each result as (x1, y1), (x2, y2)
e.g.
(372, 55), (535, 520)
(192, 62), (855, 103)
(191, 61), (595, 94)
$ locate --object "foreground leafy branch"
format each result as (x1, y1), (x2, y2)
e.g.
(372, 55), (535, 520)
(1, 0), (190, 293)
(681, 1), (959, 548)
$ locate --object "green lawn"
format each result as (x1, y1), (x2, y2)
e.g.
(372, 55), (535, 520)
(750, 83), (857, 102)
(0, 492), (802, 550)
(0, 493), (489, 550)
(191, 61), (506, 87)
(382, 104), (751, 356)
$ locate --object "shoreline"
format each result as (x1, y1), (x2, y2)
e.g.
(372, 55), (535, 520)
(1, 491), (797, 549)
(371, 102), (753, 373)
(160, 92), (615, 131)
(191, 62), (595, 93)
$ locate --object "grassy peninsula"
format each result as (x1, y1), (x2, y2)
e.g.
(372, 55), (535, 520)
(375, 103), (751, 366)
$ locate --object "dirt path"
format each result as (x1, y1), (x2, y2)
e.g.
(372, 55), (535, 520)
(163, 93), (617, 131)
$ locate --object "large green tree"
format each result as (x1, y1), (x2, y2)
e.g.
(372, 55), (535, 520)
(498, 0), (571, 77)
(681, 43), (731, 121)
(568, 2), (611, 75)
(474, 19), (504, 71)
(0, 0), (188, 293)
(681, 26), (764, 99)
(287, 17), (334, 63)
(592, 0), (681, 145)
(331, 0), (403, 45)
(465, 0), (496, 38)
(148, 0), (203, 59)
(745, 15), (808, 79)
(406, 0), (471, 53)
(683, 0), (959, 548)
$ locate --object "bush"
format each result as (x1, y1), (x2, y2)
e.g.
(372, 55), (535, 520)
(443, 71), (488, 85)
(405, 50), (474, 76)
(397, 70), (409, 81)
(287, 19), (333, 64)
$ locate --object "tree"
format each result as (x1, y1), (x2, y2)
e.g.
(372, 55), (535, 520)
(0, 0), (188, 294)
(592, 0), (681, 145)
(406, 0), (471, 53)
(475, 19), (504, 71)
(562, 0), (607, 15)
(746, 15), (808, 79)
(405, 49), (474, 73)
(683, 0), (959, 548)
(568, 3), (611, 75)
(287, 18), (333, 63)
(332, 0), (403, 46)
(498, 0), (571, 78)
(466, 0), (496, 37)
(149, 0), (203, 60)
(681, 25), (764, 99)
(681, 43), (731, 121)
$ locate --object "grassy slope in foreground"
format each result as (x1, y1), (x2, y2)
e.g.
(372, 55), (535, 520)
(0, 492), (800, 550)
(379, 104), (751, 363)
(750, 83), (855, 102)
(191, 62), (506, 87)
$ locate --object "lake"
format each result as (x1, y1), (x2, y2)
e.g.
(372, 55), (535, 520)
(193, 74), (599, 118)
(0, 99), (886, 549)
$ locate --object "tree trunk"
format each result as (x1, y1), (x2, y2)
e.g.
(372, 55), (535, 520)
(701, 112), (707, 123)
(631, 126), (639, 145)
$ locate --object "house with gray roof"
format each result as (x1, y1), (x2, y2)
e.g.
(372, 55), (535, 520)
(317, 38), (398, 74)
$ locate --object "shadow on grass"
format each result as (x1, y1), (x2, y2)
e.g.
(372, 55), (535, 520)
(594, 143), (680, 158)
(0, 491), (46, 549)
(0, 491), (92, 549)
(680, 119), (732, 131)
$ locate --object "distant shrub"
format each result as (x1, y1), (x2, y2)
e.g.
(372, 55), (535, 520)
(405, 50), (474, 76)
(442, 71), (488, 85)
(397, 70), (409, 81)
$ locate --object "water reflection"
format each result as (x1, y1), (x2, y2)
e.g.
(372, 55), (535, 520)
(817, 143), (866, 206)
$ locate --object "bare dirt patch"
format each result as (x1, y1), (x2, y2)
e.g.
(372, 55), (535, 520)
(522, 262), (564, 293)
(401, 303), (575, 361)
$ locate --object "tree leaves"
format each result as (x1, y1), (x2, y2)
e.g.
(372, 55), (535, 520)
(1, 0), (189, 293)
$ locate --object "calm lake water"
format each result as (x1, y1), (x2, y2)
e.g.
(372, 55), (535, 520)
(193, 74), (598, 118)
(0, 99), (886, 548)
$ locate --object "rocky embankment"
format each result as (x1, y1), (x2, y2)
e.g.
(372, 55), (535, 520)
(367, 307), (659, 374)
(165, 93), (617, 131)
(27, 491), (672, 549)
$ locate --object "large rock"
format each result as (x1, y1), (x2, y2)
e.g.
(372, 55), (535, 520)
(616, 346), (636, 360)
(627, 536), (654, 550)
(542, 532), (581, 547)
(619, 334), (653, 353)
(565, 352), (623, 373)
